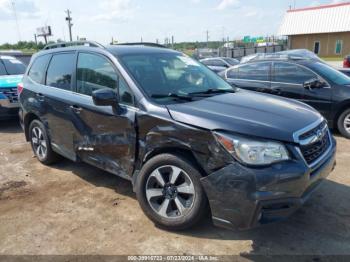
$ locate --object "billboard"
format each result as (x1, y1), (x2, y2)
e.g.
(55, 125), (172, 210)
(36, 26), (52, 37)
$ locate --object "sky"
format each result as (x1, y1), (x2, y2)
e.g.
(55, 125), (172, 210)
(0, 0), (348, 45)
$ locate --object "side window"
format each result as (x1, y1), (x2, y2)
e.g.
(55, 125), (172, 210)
(238, 62), (270, 81)
(77, 53), (117, 96)
(274, 62), (317, 84)
(46, 53), (75, 90)
(227, 67), (238, 79)
(0, 61), (7, 76)
(28, 55), (51, 84)
(77, 53), (134, 105)
(119, 78), (134, 105)
(212, 59), (226, 67)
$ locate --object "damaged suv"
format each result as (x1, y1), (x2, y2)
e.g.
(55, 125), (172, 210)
(19, 42), (336, 230)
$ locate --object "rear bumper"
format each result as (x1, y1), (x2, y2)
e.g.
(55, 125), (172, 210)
(201, 136), (337, 230)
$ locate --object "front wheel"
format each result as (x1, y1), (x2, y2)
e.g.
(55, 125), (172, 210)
(136, 153), (207, 230)
(337, 109), (350, 139)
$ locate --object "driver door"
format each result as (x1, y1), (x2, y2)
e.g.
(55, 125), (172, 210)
(69, 52), (137, 179)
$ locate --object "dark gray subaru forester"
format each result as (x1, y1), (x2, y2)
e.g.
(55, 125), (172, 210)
(19, 41), (336, 230)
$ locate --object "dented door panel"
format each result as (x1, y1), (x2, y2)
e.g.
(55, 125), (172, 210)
(68, 94), (137, 179)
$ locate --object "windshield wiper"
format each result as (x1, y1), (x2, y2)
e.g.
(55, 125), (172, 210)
(151, 93), (193, 101)
(188, 88), (235, 96)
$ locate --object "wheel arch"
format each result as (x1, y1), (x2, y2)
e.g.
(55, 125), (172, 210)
(334, 101), (350, 129)
(132, 146), (207, 189)
(24, 113), (40, 141)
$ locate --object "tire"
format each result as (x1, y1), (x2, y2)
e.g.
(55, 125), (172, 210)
(135, 153), (208, 230)
(337, 109), (350, 139)
(29, 120), (61, 165)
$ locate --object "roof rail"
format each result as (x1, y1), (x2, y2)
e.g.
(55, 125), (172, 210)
(43, 41), (105, 50)
(114, 42), (167, 48)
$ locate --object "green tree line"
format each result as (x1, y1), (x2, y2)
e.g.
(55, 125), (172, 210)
(0, 41), (47, 53)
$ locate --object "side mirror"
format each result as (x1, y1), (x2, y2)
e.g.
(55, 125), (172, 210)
(303, 79), (325, 90)
(92, 88), (118, 107)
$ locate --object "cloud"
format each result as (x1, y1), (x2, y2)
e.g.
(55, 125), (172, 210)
(91, 0), (135, 22)
(216, 0), (240, 10)
(245, 10), (258, 17)
(0, 0), (40, 20)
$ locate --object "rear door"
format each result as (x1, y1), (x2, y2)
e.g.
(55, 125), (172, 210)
(226, 62), (271, 93)
(69, 52), (137, 178)
(43, 52), (78, 160)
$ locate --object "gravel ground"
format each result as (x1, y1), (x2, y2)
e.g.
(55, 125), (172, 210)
(0, 119), (349, 257)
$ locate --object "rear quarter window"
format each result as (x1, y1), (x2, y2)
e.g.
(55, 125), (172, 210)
(28, 55), (51, 84)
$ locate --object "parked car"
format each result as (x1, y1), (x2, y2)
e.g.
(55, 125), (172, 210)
(343, 55), (350, 68)
(339, 68), (350, 77)
(0, 55), (26, 120)
(200, 57), (239, 73)
(19, 41), (336, 230)
(221, 55), (350, 138)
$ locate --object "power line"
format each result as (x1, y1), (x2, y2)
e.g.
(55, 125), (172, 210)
(65, 9), (73, 42)
(10, 1), (21, 41)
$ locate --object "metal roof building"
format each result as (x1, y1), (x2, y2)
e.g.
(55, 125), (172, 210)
(278, 2), (350, 57)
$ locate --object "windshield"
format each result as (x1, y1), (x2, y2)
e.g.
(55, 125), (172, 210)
(0, 58), (26, 75)
(223, 58), (239, 66)
(118, 53), (234, 103)
(310, 62), (350, 85)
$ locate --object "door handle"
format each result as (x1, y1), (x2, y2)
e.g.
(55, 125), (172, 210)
(70, 105), (83, 114)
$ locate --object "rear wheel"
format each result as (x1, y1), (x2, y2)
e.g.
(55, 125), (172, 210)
(136, 153), (207, 230)
(29, 120), (61, 165)
(337, 109), (350, 139)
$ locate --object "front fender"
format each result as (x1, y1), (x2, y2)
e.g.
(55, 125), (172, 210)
(135, 113), (232, 178)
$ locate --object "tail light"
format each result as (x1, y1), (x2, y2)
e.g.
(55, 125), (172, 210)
(344, 57), (350, 68)
(17, 82), (24, 96)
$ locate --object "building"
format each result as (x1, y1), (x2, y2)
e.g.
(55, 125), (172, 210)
(278, 2), (350, 57)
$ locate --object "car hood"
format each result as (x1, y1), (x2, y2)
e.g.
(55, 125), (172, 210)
(166, 91), (322, 142)
(0, 75), (23, 88)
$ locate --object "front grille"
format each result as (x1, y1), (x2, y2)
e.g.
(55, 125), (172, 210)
(0, 88), (18, 103)
(299, 121), (330, 165)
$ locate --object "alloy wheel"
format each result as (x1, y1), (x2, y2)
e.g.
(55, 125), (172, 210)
(145, 165), (196, 219)
(31, 126), (47, 160)
(344, 113), (350, 134)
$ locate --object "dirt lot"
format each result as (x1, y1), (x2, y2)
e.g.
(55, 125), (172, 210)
(0, 119), (349, 257)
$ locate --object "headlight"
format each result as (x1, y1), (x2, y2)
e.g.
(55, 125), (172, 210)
(214, 132), (290, 166)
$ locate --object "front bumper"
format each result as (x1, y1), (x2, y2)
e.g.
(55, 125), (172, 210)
(201, 136), (337, 230)
(0, 100), (19, 120)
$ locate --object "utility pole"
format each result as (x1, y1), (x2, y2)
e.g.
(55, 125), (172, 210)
(65, 9), (73, 42)
(34, 34), (38, 45)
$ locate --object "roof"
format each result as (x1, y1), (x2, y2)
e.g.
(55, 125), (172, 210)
(278, 2), (350, 36)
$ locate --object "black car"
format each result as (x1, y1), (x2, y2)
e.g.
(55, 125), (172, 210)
(19, 42), (336, 230)
(220, 56), (350, 138)
(200, 57), (239, 73)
